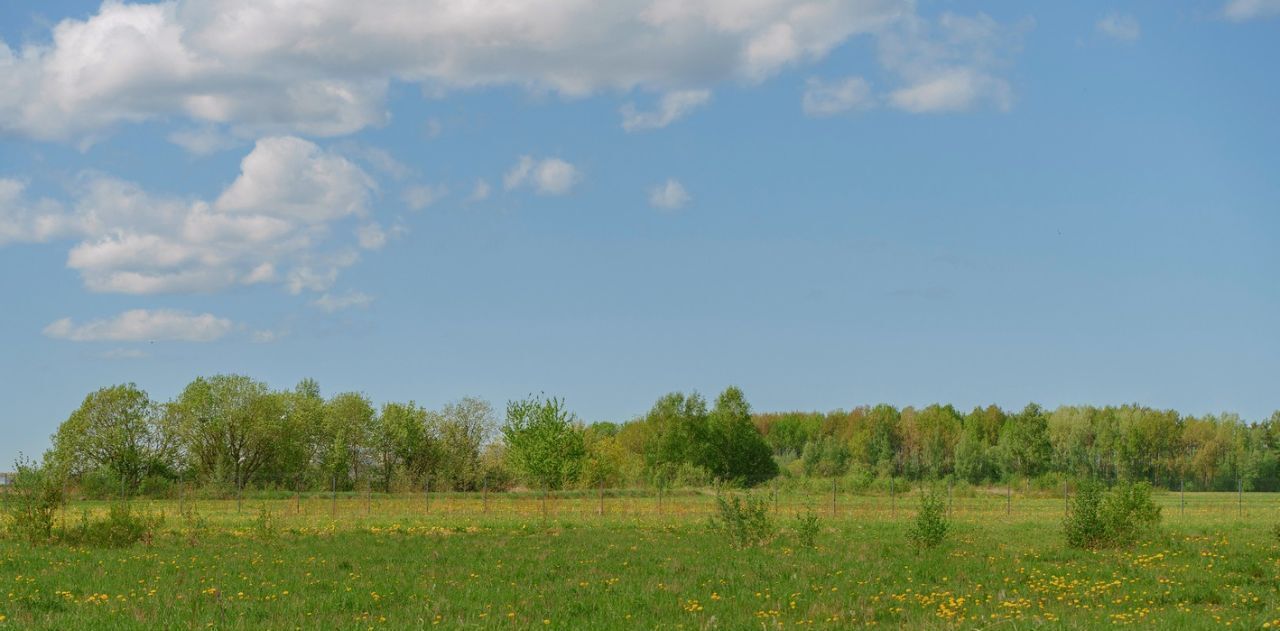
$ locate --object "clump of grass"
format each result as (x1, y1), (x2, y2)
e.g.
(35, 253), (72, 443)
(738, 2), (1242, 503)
(67, 501), (163, 548)
(907, 488), (949, 549)
(710, 492), (774, 549)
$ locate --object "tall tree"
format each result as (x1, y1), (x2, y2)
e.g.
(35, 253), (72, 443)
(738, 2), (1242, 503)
(706, 386), (778, 486)
(51, 384), (175, 490)
(171, 375), (285, 490)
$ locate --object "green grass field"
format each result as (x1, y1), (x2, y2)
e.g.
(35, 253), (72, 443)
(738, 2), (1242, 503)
(3, 490), (1280, 629)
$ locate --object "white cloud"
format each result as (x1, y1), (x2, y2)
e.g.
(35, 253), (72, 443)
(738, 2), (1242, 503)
(1224, 0), (1280, 21)
(621, 89), (712, 131)
(403, 184), (446, 211)
(43, 309), (233, 342)
(802, 76), (873, 116)
(0, 178), (74, 245)
(0, 1), (1026, 141)
(3, 137), (377, 295)
(1096, 12), (1141, 41)
(168, 126), (241, 155)
(649, 179), (691, 210)
(215, 136), (374, 223)
(311, 291), (374, 313)
(468, 179), (492, 202)
(504, 157), (581, 196)
(880, 12), (1029, 113)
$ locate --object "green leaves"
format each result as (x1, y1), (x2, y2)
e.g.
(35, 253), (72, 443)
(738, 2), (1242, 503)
(502, 395), (586, 491)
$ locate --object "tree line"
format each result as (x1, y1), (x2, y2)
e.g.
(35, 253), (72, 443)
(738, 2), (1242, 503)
(33, 376), (1280, 495)
(757, 404), (1280, 491)
(39, 376), (776, 496)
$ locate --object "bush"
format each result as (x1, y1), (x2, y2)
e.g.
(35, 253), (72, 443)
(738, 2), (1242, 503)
(253, 507), (278, 540)
(1065, 480), (1161, 549)
(907, 488), (950, 549)
(793, 509), (821, 549)
(710, 492), (775, 549)
(2, 458), (64, 544)
(68, 502), (164, 548)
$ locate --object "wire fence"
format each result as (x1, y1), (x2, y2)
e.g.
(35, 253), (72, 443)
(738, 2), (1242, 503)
(60, 482), (1280, 526)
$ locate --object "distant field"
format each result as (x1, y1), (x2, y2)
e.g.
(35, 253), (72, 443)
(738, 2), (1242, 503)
(3, 490), (1280, 629)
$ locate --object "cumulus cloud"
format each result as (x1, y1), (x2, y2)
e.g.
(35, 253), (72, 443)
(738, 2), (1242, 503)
(802, 76), (874, 116)
(881, 13), (1029, 113)
(311, 291), (374, 313)
(1223, 0), (1280, 20)
(621, 89), (712, 131)
(1096, 12), (1141, 41)
(0, 178), (73, 245)
(2, 137), (377, 295)
(43, 309), (233, 342)
(504, 157), (581, 196)
(0, 1), (1029, 141)
(649, 179), (691, 210)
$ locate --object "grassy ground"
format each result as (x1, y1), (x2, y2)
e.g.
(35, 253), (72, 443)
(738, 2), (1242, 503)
(2, 490), (1279, 629)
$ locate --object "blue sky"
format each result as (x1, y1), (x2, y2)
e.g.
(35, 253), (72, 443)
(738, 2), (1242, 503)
(1, 0), (1277, 466)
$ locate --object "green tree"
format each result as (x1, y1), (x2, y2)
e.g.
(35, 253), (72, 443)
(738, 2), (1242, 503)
(431, 397), (495, 491)
(707, 387), (778, 486)
(998, 403), (1051, 479)
(373, 401), (433, 491)
(501, 395), (586, 492)
(51, 384), (175, 492)
(171, 375), (285, 491)
(321, 392), (376, 490)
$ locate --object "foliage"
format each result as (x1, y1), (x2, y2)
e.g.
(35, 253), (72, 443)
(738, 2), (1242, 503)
(709, 492), (775, 549)
(50, 384), (175, 491)
(907, 488), (950, 549)
(1064, 480), (1162, 549)
(2, 457), (64, 544)
(66, 502), (163, 548)
(501, 395), (586, 491)
(793, 509), (821, 549)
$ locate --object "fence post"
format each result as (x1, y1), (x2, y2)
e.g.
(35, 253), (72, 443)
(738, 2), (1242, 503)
(424, 475), (431, 514)
(1006, 479), (1011, 517)
(831, 478), (837, 518)
(482, 478), (489, 514)
(598, 481), (605, 517)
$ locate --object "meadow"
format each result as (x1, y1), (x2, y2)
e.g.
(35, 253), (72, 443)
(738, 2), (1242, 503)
(2, 489), (1279, 629)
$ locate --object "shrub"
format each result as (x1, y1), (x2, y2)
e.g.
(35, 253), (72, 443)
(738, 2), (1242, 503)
(253, 507), (278, 540)
(793, 509), (821, 549)
(1065, 480), (1161, 549)
(908, 488), (950, 549)
(710, 492), (775, 549)
(68, 502), (164, 548)
(2, 458), (64, 544)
